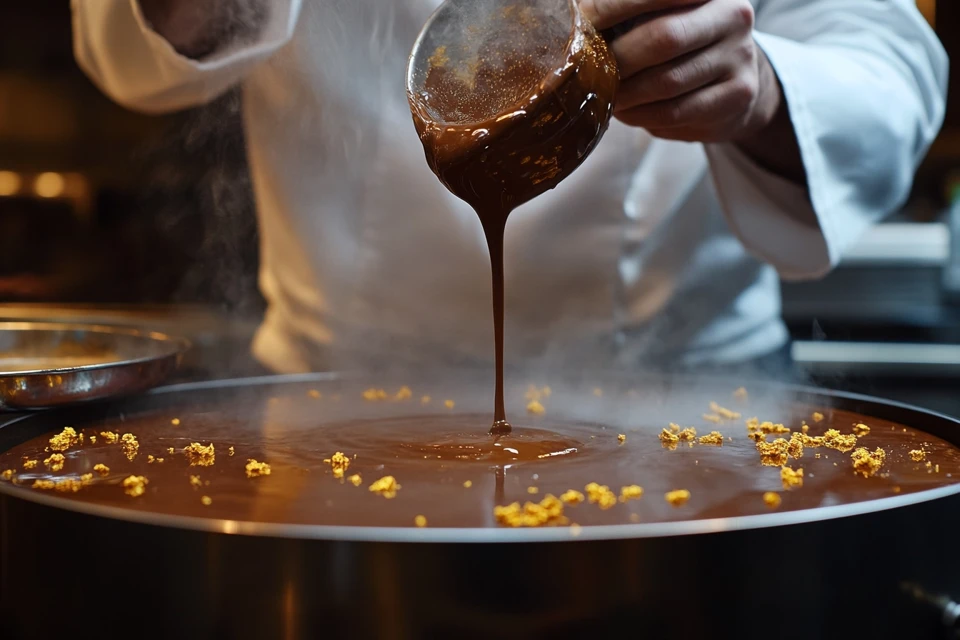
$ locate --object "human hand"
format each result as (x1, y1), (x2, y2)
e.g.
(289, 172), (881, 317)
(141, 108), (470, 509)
(579, 0), (782, 144)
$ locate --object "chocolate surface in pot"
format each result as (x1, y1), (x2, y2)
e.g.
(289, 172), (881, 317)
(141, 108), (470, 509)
(2, 385), (958, 529)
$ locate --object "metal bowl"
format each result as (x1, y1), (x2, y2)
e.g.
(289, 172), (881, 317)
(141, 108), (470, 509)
(0, 322), (188, 410)
(1, 374), (960, 639)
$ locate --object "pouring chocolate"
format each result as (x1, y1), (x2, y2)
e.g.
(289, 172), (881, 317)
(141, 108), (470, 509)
(407, 0), (619, 434)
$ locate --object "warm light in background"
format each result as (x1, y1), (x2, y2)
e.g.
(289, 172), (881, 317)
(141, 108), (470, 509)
(34, 172), (65, 198)
(917, 0), (935, 26)
(0, 171), (21, 196)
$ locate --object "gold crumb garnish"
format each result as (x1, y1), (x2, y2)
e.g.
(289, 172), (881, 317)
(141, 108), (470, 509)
(733, 387), (748, 400)
(665, 489), (690, 507)
(44, 453), (65, 472)
(421, 395), (431, 405)
(798, 433), (824, 448)
(823, 429), (857, 453)
(678, 427), (697, 442)
(748, 431), (767, 443)
(801, 424), (809, 434)
(80, 473), (93, 485)
(184, 442), (215, 466)
(527, 486), (539, 494)
(0, 469), (13, 481)
(526, 399), (545, 415)
(780, 466), (804, 490)
(93, 463), (109, 475)
(226, 446), (235, 457)
(348, 474), (363, 487)
(395, 386), (413, 401)
(167, 447), (175, 454)
(746, 417), (760, 431)
(812, 412), (824, 423)
(617, 433), (626, 443)
(327, 451), (350, 479)
(89, 435), (96, 443)
(757, 438), (789, 467)
(22, 459), (38, 470)
(659, 428), (680, 450)
(698, 431), (723, 446)
(463, 480), (473, 488)
(48, 427), (80, 452)
(122, 475), (148, 497)
(201, 496), (212, 506)
(593, 388), (603, 397)
(668, 423), (681, 434)
(763, 492), (782, 509)
(32, 479), (55, 491)
(703, 413), (722, 424)
(147, 455), (155, 463)
(709, 402), (741, 420)
(57, 478), (83, 492)
(619, 485), (644, 502)
(585, 482), (617, 510)
(853, 423), (870, 437)
(851, 447), (886, 478)
(414, 515), (427, 527)
(560, 489), (584, 504)
(909, 449), (926, 462)
(369, 475), (400, 498)
(758, 421), (790, 435)
(189, 475), (202, 489)
(787, 434), (804, 459)
(245, 459), (272, 478)
(362, 388), (387, 401)
(120, 433), (139, 460)
(171, 418), (181, 426)
(494, 494), (567, 528)
(444, 399), (455, 409)
(307, 389), (321, 399)
(100, 431), (119, 444)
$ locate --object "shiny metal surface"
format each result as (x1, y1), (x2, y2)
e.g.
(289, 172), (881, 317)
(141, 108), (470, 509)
(0, 322), (188, 410)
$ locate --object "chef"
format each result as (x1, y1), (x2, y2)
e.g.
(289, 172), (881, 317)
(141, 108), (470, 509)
(71, 0), (947, 374)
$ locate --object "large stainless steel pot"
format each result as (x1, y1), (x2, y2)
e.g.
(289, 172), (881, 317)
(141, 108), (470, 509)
(2, 373), (960, 639)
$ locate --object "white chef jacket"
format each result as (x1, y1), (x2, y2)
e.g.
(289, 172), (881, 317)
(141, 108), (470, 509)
(71, 0), (947, 373)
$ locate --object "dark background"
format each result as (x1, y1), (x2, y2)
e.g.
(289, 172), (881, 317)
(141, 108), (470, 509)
(0, 1), (954, 311)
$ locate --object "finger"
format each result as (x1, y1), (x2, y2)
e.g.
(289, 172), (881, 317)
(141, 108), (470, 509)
(615, 48), (727, 110)
(613, 1), (754, 78)
(579, 0), (702, 32)
(616, 75), (757, 133)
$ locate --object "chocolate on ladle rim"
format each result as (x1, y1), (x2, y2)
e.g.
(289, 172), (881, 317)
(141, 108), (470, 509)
(407, 0), (619, 434)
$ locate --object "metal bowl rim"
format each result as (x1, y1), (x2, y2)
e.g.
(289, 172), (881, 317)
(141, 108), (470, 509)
(0, 321), (190, 377)
(1, 373), (958, 544)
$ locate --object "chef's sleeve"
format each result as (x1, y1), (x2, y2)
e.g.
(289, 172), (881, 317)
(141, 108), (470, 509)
(71, 0), (302, 114)
(704, 0), (948, 281)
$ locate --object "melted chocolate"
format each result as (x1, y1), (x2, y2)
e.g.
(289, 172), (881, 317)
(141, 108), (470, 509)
(2, 386), (958, 528)
(409, 10), (619, 433)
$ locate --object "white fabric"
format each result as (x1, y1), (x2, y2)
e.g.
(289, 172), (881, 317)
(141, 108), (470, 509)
(71, 0), (947, 372)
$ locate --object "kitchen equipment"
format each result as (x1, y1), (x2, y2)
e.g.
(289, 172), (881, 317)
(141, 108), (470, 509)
(2, 373), (960, 639)
(0, 322), (188, 410)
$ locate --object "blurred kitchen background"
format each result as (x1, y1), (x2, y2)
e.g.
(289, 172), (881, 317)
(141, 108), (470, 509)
(1, 2), (958, 412)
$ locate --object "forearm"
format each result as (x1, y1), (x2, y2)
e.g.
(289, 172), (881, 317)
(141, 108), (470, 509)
(138, 0), (269, 59)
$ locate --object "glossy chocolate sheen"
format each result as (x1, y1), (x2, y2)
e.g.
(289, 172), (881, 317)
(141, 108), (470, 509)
(1, 385), (958, 528)
(409, 10), (619, 432)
